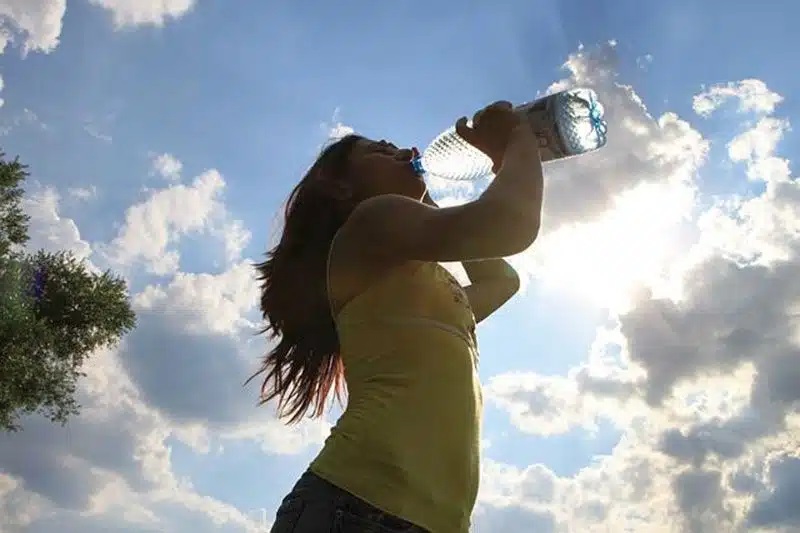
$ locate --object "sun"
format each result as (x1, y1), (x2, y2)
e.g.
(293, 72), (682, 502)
(518, 182), (695, 312)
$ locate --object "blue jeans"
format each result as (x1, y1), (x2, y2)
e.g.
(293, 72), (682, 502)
(270, 470), (429, 533)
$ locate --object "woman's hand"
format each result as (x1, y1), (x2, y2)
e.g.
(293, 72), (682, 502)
(455, 101), (522, 173)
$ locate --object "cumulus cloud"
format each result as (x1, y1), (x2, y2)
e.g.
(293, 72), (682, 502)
(98, 168), (248, 275)
(693, 79), (784, 118)
(617, 81), (799, 412)
(321, 106), (355, 141)
(0, 0), (193, 108)
(0, 474), (47, 532)
(9, 194), (222, 528)
(0, 0), (66, 55)
(498, 43), (708, 312)
(21, 185), (93, 261)
(0, 334), (267, 532)
(429, 43), (707, 238)
(87, 0), (196, 28)
(125, 261), (328, 450)
(747, 454), (800, 529)
(1, 178), (319, 532)
(483, 75), (800, 532)
(5, 37), (800, 532)
(99, 171), (223, 274)
(122, 269), (258, 426)
(540, 42), (708, 229)
(487, 372), (599, 436)
(151, 153), (183, 181)
(0, 0), (65, 108)
(0, 0), (193, 57)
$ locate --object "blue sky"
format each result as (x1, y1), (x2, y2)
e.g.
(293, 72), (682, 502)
(1, 1), (800, 532)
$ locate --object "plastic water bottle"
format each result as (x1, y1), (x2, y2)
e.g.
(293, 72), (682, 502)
(411, 88), (608, 181)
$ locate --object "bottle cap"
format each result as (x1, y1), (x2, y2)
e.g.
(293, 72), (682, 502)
(410, 156), (425, 176)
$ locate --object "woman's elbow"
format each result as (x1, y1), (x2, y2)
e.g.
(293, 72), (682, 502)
(505, 218), (540, 255)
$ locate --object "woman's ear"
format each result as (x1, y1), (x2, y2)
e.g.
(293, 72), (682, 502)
(327, 181), (355, 205)
(326, 182), (359, 218)
(330, 181), (351, 199)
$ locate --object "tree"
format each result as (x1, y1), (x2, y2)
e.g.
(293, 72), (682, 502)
(0, 151), (136, 432)
(0, 153), (30, 258)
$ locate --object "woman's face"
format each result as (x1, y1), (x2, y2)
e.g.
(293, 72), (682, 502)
(346, 138), (427, 202)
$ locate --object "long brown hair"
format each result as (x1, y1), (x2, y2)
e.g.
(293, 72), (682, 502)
(247, 134), (365, 424)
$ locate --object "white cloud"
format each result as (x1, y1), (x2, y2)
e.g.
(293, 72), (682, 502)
(519, 180), (696, 310)
(328, 122), (354, 140)
(0, 107), (48, 136)
(99, 169), (239, 275)
(151, 153), (183, 181)
(114, 159), (250, 271)
(616, 104), (799, 412)
(747, 453), (800, 529)
(68, 185), (99, 201)
(728, 117), (788, 163)
(132, 260), (259, 335)
(425, 44), (709, 310)
(0, 0), (191, 108)
(437, 44), (707, 234)
(727, 117), (792, 184)
(6, 37), (800, 532)
(487, 372), (594, 436)
(88, 0), (196, 28)
(0, 0), (66, 55)
(483, 76), (800, 532)
(222, 416), (330, 456)
(497, 44), (707, 312)
(0, 0), (66, 107)
(0, 343), (265, 533)
(83, 122), (113, 143)
(213, 218), (252, 263)
(0, 190), (294, 532)
(693, 79), (784, 117)
(539, 45), (708, 229)
(487, 326), (647, 437)
(477, 419), (769, 532)
(322, 107), (355, 141)
(1, 132), (334, 532)
(0, 474), (46, 532)
(21, 185), (93, 262)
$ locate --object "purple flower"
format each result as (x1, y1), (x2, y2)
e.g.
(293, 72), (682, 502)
(28, 265), (47, 302)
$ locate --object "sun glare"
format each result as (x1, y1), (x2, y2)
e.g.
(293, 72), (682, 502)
(521, 182), (695, 311)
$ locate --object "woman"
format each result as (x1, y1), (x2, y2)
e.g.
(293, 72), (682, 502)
(251, 101), (544, 533)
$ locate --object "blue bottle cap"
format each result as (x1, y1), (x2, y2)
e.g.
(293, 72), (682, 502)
(410, 156), (425, 176)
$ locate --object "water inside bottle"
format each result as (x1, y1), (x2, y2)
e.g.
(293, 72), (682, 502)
(416, 87), (608, 181)
(418, 125), (494, 181)
(555, 88), (608, 156)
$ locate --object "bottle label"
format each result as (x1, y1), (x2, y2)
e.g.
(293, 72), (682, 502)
(516, 94), (569, 162)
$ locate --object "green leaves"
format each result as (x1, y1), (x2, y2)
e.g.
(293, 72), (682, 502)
(0, 152), (137, 432)
(0, 152), (30, 258)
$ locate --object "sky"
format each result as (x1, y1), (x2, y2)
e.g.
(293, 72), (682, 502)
(0, 0), (799, 532)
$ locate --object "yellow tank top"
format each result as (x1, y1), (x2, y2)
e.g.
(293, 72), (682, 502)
(309, 259), (482, 533)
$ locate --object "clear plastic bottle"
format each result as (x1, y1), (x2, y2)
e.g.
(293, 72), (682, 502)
(411, 88), (608, 181)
